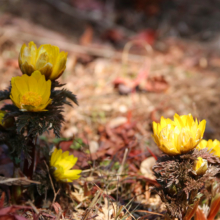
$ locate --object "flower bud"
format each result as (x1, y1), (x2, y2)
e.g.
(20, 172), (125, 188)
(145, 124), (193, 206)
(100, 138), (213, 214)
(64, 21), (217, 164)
(19, 41), (68, 80)
(193, 157), (208, 175)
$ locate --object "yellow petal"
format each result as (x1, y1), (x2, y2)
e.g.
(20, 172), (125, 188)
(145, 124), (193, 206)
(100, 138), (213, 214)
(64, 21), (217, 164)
(13, 75), (29, 95)
(50, 52), (67, 80)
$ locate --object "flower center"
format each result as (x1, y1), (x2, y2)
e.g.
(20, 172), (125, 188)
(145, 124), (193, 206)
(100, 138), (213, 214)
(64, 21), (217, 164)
(20, 91), (42, 107)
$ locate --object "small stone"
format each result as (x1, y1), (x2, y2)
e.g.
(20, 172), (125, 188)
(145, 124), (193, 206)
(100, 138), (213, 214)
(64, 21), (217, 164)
(119, 105), (128, 113)
(63, 126), (78, 138)
(140, 157), (156, 178)
(89, 141), (99, 153)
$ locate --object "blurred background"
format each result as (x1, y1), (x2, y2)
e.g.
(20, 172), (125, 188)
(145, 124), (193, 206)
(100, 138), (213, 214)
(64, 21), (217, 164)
(1, 0), (220, 149)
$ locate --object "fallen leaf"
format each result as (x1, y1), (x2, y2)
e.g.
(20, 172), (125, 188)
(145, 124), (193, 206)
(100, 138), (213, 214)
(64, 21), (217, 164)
(130, 29), (157, 45)
(195, 207), (207, 220)
(52, 202), (62, 215)
(0, 177), (40, 186)
(145, 75), (169, 93)
(140, 157), (156, 178)
(108, 117), (127, 129)
(79, 25), (93, 46)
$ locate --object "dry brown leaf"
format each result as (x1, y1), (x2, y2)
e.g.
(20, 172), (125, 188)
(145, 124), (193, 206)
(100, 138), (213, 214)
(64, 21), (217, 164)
(0, 177), (40, 186)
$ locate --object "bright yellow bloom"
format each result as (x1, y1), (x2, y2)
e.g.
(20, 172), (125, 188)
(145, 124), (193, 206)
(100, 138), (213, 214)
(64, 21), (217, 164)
(50, 148), (81, 182)
(152, 113), (206, 156)
(10, 71), (52, 112)
(19, 41), (68, 80)
(196, 139), (220, 157)
(193, 157), (208, 175)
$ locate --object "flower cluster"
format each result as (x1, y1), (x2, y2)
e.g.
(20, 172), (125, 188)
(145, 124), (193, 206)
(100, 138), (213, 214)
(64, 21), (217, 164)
(10, 41), (68, 112)
(0, 41), (80, 184)
(152, 113), (220, 219)
(153, 113), (220, 159)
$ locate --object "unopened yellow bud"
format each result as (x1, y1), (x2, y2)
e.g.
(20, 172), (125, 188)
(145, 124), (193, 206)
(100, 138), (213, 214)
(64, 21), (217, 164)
(19, 41), (68, 80)
(193, 157), (208, 175)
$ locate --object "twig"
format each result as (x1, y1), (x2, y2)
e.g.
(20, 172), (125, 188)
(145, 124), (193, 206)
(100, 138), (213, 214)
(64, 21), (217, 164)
(0, 177), (41, 185)
(2, 27), (148, 63)
(93, 182), (137, 220)
(43, 160), (60, 205)
(116, 149), (128, 202)
(122, 40), (153, 67)
(82, 190), (102, 220)
(117, 148), (128, 181)
(26, 200), (44, 220)
(135, 209), (164, 216)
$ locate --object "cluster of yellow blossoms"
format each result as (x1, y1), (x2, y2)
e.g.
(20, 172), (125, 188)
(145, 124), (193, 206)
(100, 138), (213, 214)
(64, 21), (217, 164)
(152, 113), (220, 175)
(8, 41), (81, 182)
(10, 41), (67, 112)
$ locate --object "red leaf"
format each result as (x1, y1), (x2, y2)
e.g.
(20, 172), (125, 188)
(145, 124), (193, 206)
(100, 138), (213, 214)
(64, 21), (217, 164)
(52, 202), (62, 215)
(79, 25), (93, 46)
(183, 200), (200, 220)
(195, 207), (207, 220)
(0, 193), (5, 209)
(102, 29), (124, 43)
(59, 140), (73, 151)
(131, 29), (157, 45)
(145, 76), (169, 93)
(0, 206), (31, 215)
(0, 215), (15, 220)
(0, 205), (31, 220)
(14, 215), (30, 220)
(147, 147), (157, 161)
(207, 193), (220, 220)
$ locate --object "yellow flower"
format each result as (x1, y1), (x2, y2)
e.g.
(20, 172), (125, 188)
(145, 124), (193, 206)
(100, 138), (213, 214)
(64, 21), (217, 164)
(50, 148), (81, 182)
(193, 157), (208, 175)
(152, 113), (206, 156)
(0, 110), (15, 128)
(196, 139), (220, 157)
(0, 111), (6, 126)
(19, 41), (68, 80)
(10, 71), (52, 112)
